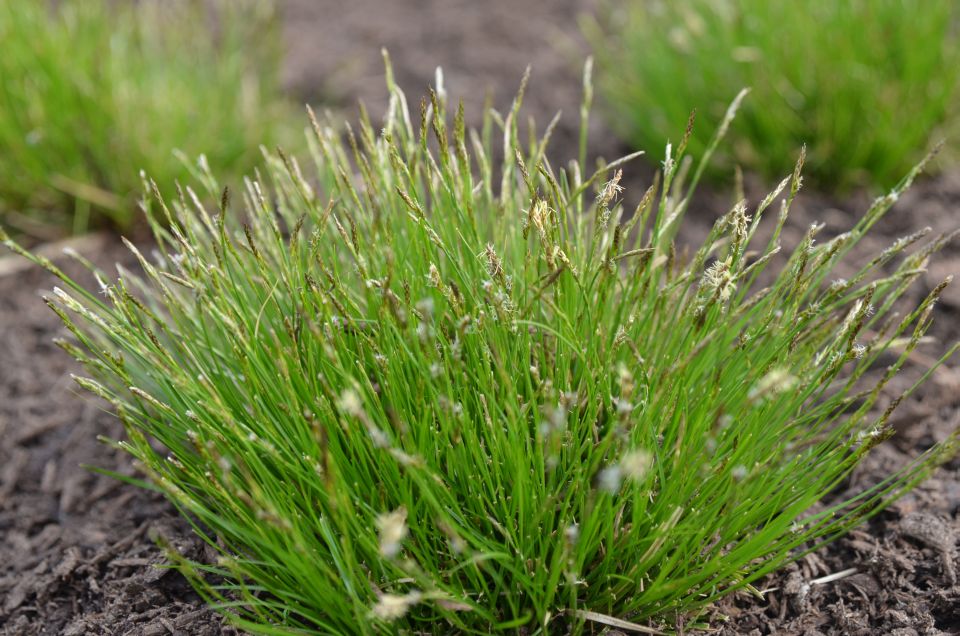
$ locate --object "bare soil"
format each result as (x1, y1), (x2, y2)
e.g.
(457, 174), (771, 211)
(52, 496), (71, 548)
(2, 0), (958, 634)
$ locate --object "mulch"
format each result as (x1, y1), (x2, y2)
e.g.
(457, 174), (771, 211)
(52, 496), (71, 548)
(2, 0), (958, 634)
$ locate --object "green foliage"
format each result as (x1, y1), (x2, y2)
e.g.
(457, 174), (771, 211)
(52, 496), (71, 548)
(4, 61), (957, 634)
(0, 0), (294, 238)
(585, 0), (960, 191)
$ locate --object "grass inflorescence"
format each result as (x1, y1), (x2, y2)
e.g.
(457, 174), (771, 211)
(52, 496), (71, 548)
(0, 0), (294, 239)
(4, 57), (958, 634)
(585, 0), (960, 191)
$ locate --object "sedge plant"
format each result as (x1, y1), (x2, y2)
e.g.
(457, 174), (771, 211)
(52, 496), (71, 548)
(584, 0), (960, 191)
(3, 57), (958, 634)
(0, 0), (295, 239)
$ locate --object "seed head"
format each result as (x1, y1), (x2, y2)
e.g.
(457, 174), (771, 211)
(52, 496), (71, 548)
(564, 523), (580, 546)
(526, 199), (551, 242)
(701, 258), (736, 303)
(749, 368), (797, 401)
(370, 591), (422, 621)
(597, 170), (623, 209)
(729, 200), (751, 249)
(338, 389), (364, 417)
(376, 506), (409, 558)
(484, 243), (506, 285)
(427, 263), (442, 289)
(830, 278), (849, 292)
(620, 449), (653, 482)
(597, 465), (622, 494)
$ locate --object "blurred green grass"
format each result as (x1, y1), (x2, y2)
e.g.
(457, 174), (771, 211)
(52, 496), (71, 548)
(0, 0), (298, 240)
(586, 0), (960, 192)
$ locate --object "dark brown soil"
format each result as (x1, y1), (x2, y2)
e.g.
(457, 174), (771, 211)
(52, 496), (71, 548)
(0, 240), (238, 636)
(2, 1), (958, 634)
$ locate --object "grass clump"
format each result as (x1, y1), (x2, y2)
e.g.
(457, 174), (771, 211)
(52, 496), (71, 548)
(4, 59), (958, 634)
(0, 0), (293, 239)
(585, 0), (960, 191)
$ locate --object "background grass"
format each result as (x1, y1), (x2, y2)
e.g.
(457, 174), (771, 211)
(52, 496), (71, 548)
(0, 0), (295, 239)
(585, 0), (960, 192)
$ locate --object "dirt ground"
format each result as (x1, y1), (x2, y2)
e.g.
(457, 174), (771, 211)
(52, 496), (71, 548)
(2, 0), (959, 634)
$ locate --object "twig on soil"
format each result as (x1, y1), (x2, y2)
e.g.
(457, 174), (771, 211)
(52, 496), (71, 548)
(810, 567), (859, 586)
(573, 610), (668, 634)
